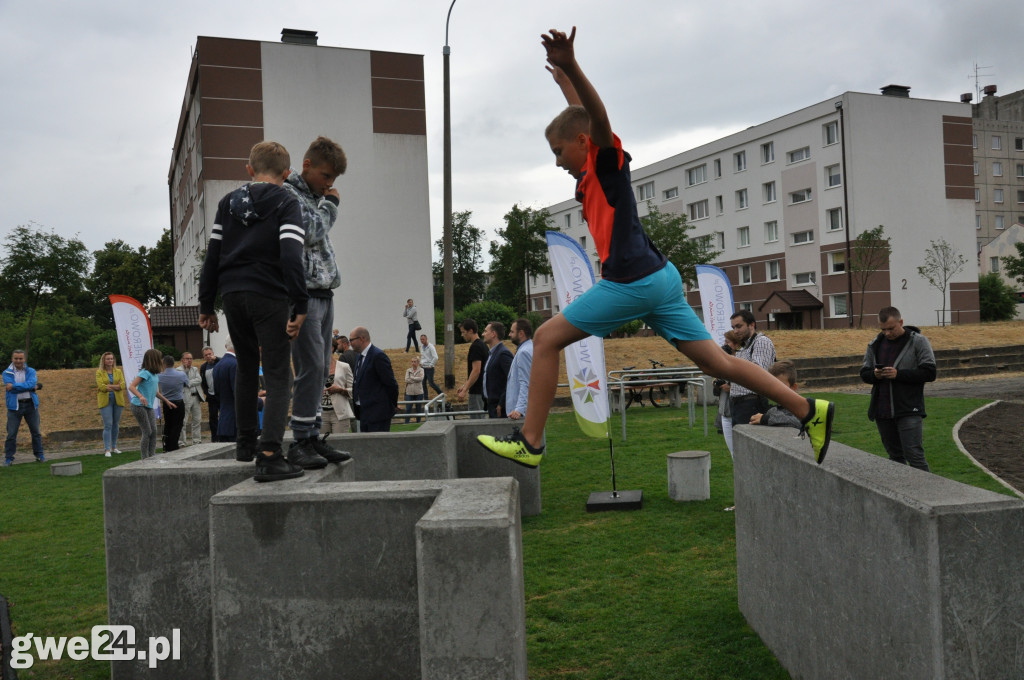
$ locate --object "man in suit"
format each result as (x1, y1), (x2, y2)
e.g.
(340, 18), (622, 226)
(349, 326), (399, 432)
(481, 321), (514, 418)
(200, 346), (220, 442)
(212, 338), (237, 442)
(179, 351), (204, 446)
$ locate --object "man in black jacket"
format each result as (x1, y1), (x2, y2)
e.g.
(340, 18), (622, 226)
(859, 307), (937, 471)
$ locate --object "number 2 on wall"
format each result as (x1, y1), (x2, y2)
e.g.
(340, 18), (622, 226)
(901, 279), (907, 290)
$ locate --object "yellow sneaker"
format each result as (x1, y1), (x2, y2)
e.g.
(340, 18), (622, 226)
(477, 429), (544, 468)
(800, 398), (835, 465)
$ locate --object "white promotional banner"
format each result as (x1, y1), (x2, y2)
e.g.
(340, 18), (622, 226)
(545, 231), (610, 439)
(109, 294), (153, 388)
(695, 264), (735, 347)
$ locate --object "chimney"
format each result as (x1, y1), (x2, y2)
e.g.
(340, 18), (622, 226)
(960, 93), (973, 103)
(880, 84), (911, 98)
(281, 28), (318, 45)
(983, 84), (997, 97)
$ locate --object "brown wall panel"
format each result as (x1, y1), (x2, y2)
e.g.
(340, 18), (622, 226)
(372, 108), (426, 136)
(943, 145), (974, 166)
(201, 125), (264, 160)
(199, 65), (263, 101)
(370, 51), (424, 80)
(197, 37), (262, 70)
(945, 185), (975, 200)
(941, 116), (973, 145)
(202, 98), (264, 127)
(371, 77), (426, 110)
(201, 158), (252, 182)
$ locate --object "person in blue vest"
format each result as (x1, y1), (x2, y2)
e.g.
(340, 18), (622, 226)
(4, 349), (45, 465)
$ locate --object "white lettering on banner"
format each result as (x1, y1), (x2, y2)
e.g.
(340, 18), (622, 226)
(10, 626), (181, 670)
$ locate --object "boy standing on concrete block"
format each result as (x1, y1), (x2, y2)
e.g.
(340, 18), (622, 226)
(477, 27), (835, 468)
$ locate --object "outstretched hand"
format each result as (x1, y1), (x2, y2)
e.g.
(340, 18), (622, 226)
(541, 27), (576, 71)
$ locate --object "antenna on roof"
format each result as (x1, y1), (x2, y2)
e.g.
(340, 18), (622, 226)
(967, 62), (994, 102)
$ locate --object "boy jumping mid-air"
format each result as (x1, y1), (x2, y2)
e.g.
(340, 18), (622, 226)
(478, 27), (834, 467)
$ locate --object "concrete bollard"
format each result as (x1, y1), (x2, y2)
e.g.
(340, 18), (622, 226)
(51, 461), (82, 476)
(667, 451), (710, 501)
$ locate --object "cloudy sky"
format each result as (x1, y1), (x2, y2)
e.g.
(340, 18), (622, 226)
(1, 0), (1018, 264)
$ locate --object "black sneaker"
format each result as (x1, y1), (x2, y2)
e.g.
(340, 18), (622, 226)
(254, 450), (304, 483)
(235, 431), (258, 462)
(311, 435), (352, 463)
(287, 438), (329, 470)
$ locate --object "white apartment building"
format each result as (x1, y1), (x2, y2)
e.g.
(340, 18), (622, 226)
(533, 86), (981, 329)
(971, 85), (1024, 250)
(169, 30), (434, 352)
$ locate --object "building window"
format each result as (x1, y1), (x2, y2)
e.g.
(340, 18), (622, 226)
(794, 272), (816, 286)
(713, 158), (722, 178)
(736, 188), (748, 210)
(1017, 163), (1024, 178)
(738, 264), (752, 285)
(827, 207), (843, 231)
(829, 251), (846, 274)
(995, 215), (1005, 230)
(713, 231), (725, 249)
(763, 181), (777, 203)
(564, 214), (571, 228)
(579, 235), (587, 250)
(637, 182), (654, 201)
(578, 210), (584, 223)
(738, 226), (750, 247)
(993, 136), (1002, 150)
(994, 161), (1003, 177)
(788, 147), (811, 163)
(974, 162), (979, 176)
(826, 164), (842, 187)
(830, 294), (848, 317)
(761, 142), (775, 164)
(792, 230), (814, 245)
(686, 165), (707, 187)
(976, 214), (981, 230)
(991, 256), (1001, 272)
(664, 186), (679, 200)
(791, 188), (812, 204)
(764, 220), (779, 243)
(1016, 137), (1024, 151)
(994, 189), (1004, 204)
(975, 188), (981, 203)
(688, 199), (709, 220)
(734, 150), (747, 172)
(739, 302), (753, 313)
(824, 121), (839, 146)
(715, 195), (724, 215)
(972, 133), (977, 149)
(767, 260), (781, 281)
(1018, 190), (1024, 204)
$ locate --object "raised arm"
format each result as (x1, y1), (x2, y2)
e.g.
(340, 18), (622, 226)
(542, 27), (613, 149)
(546, 65), (582, 106)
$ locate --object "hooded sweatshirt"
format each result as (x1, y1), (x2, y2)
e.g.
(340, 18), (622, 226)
(283, 170), (342, 294)
(198, 183), (308, 315)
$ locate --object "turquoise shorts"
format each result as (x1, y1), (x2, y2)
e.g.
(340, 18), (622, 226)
(561, 262), (711, 345)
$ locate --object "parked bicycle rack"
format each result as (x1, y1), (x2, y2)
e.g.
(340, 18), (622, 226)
(606, 366), (707, 441)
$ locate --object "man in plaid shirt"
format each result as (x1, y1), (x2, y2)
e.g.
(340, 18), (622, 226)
(728, 310), (777, 427)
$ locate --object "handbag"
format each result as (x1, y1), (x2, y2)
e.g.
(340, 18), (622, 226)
(413, 321), (422, 331)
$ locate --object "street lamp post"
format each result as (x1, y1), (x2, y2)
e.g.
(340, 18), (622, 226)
(442, 0), (457, 389)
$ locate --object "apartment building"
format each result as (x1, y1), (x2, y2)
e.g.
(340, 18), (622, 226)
(534, 86), (981, 329)
(168, 29), (434, 349)
(971, 85), (1024, 250)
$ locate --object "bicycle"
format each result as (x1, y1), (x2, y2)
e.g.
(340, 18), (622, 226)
(623, 359), (668, 409)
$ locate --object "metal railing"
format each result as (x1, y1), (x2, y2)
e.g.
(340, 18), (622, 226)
(606, 366), (707, 440)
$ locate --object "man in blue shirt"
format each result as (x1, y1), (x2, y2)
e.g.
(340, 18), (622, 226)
(4, 349), (45, 465)
(157, 355), (188, 452)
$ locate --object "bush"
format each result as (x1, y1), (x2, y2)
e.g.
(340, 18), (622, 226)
(454, 301), (517, 343)
(612, 319), (644, 337)
(979, 273), (1019, 322)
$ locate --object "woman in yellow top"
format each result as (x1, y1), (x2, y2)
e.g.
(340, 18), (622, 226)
(96, 352), (127, 457)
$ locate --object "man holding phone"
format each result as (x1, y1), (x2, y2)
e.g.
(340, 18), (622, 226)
(859, 306), (936, 471)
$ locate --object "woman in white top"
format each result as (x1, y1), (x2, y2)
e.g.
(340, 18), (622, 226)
(324, 354), (355, 433)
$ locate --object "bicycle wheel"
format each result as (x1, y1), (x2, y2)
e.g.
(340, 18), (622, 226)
(648, 385), (668, 408)
(625, 385), (643, 409)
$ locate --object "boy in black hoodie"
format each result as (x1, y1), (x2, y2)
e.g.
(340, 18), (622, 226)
(198, 141), (311, 482)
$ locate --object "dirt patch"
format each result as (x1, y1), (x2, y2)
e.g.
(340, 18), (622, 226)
(957, 401), (1024, 495)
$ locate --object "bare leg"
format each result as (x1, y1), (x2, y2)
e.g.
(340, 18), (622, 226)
(521, 314), (589, 448)
(676, 339), (812, 421)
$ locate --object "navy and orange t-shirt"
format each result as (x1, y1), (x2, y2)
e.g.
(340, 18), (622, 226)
(575, 134), (667, 283)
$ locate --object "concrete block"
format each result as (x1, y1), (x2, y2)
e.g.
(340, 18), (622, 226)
(50, 461), (82, 476)
(423, 419), (541, 517)
(732, 425), (1024, 680)
(666, 451), (710, 501)
(103, 446), (353, 680)
(209, 477), (526, 680)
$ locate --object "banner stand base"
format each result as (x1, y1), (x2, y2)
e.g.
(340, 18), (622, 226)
(586, 489), (643, 513)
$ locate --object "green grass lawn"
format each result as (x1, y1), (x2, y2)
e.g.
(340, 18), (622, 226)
(0, 393), (1009, 679)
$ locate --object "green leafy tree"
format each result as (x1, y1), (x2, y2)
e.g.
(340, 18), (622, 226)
(1002, 241), (1024, 288)
(454, 301), (517, 344)
(0, 223), (90, 354)
(487, 204), (554, 313)
(89, 240), (155, 328)
(142, 228), (175, 307)
(849, 225), (892, 328)
(917, 238), (967, 325)
(640, 202), (719, 287)
(978, 273), (1019, 322)
(0, 308), (103, 369)
(432, 210), (486, 310)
